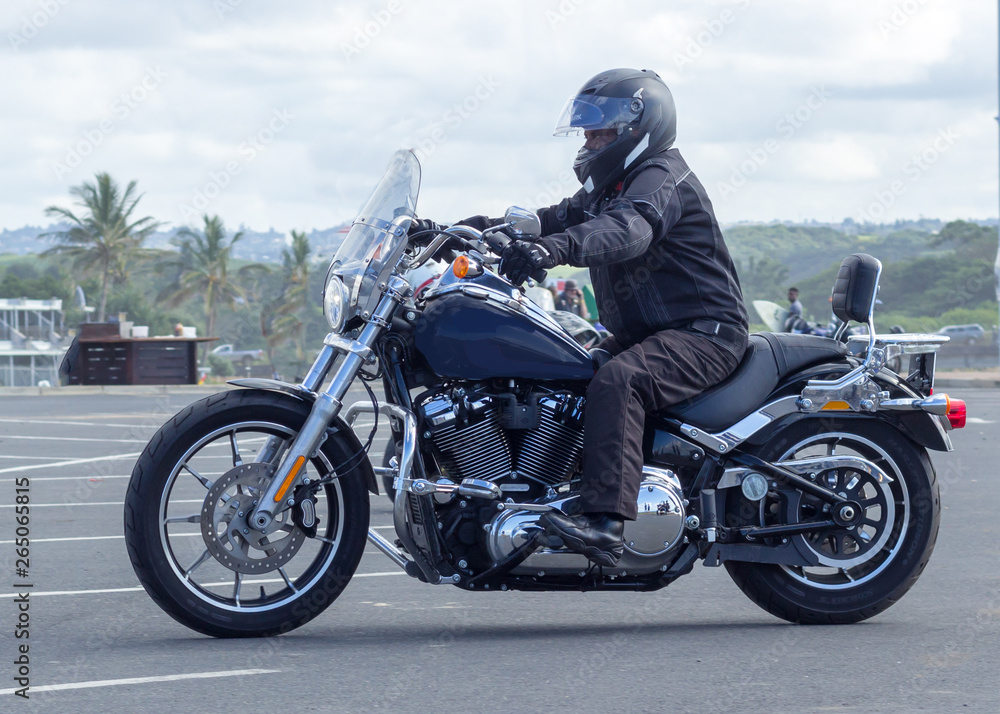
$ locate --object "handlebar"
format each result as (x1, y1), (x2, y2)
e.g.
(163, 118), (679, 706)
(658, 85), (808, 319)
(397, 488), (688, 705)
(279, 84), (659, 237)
(529, 266), (548, 285)
(481, 227), (509, 254)
(408, 223), (547, 286)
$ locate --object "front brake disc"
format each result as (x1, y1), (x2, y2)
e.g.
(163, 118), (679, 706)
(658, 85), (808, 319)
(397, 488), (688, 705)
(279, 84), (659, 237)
(201, 463), (306, 574)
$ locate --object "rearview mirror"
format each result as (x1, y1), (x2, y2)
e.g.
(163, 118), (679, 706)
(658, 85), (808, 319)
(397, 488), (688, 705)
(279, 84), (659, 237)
(503, 206), (541, 238)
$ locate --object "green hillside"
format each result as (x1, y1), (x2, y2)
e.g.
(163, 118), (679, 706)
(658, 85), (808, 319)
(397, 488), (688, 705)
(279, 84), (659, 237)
(743, 220), (998, 331)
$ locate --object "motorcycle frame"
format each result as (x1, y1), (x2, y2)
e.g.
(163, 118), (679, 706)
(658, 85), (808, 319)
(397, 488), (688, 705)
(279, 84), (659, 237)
(236, 231), (957, 591)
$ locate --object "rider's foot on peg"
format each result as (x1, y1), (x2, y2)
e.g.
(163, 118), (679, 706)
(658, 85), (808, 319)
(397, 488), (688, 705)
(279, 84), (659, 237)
(539, 511), (625, 567)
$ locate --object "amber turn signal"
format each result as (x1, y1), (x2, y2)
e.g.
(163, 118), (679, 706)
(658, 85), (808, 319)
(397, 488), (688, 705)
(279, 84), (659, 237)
(453, 255), (470, 278)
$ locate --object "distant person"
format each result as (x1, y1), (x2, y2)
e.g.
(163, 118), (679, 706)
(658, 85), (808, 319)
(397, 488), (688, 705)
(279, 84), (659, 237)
(555, 280), (590, 319)
(547, 282), (560, 304)
(783, 287), (809, 333)
(787, 287), (803, 318)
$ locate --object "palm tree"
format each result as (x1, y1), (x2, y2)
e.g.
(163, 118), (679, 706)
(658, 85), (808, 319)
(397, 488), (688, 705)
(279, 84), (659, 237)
(160, 214), (267, 363)
(260, 230), (312, 376)
(42, 173), (162, 322)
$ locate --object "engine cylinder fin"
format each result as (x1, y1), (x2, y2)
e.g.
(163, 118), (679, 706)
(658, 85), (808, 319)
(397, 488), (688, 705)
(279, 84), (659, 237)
(420, 391), (584, 491)
(430, 410), (511, 483)
(515, 397), (585, 486)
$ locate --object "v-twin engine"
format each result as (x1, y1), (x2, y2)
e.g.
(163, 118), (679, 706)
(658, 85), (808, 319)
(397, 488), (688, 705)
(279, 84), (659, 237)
(418, 387), (586, 499)
(417, 386), (688, 576)
(486, 466), (688, 576)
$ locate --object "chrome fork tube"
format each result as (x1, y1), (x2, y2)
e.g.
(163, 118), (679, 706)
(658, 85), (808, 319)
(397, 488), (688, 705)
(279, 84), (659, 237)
(248, 283), (406, 531)
(301, 344), (337, 393)
(253, 343), (340, 467)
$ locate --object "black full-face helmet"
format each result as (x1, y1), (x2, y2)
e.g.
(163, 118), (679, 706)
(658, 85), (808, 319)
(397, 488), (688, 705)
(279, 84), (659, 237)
(554, 68), (677, 195)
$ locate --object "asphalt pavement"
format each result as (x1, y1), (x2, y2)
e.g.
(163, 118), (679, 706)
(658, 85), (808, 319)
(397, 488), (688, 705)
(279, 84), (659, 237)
(0, 386), (997, 713)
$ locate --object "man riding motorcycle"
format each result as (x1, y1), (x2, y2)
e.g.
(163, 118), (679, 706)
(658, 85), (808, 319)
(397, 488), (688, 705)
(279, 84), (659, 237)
(421, 68), (749, 567)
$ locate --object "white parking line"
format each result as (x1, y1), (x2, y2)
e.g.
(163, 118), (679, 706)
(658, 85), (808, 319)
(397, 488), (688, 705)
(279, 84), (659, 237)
(0, 499), (201, 509)
(0, 434), (148, 443)
(0, 452), (141, 474)
(0, 534), (126, 544)
(0, 418), (161, 429)
(0, 669), (280, 696)
(0, 571), (407, 599)
(0, 474), (131, 482)
(0, 527), (396, 544)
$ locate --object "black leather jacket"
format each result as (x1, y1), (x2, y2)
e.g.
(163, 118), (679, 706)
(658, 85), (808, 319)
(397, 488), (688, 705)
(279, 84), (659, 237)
(537, 148), (748, 355)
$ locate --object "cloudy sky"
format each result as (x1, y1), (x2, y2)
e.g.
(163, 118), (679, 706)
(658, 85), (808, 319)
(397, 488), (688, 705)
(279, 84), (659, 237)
(1, 0), (997, 239)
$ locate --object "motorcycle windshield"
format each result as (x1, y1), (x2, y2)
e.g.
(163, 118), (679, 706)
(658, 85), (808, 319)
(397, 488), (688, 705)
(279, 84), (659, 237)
(331, 150), (421, 310)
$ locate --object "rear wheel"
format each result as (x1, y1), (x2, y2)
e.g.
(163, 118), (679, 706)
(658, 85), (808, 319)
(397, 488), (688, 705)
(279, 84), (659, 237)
(124, 390), (370, 637)
(725, 419), (940, 624)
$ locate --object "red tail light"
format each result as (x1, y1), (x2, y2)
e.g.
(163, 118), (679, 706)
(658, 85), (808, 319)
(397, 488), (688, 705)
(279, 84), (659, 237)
(946, 397), (966, 429)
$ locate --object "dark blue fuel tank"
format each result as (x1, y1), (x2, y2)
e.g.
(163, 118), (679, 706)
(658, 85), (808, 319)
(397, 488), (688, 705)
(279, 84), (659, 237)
(413, 268), (595, 381)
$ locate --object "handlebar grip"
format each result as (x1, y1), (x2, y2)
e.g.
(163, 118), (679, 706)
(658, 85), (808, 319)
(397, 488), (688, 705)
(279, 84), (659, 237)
(483, 230), (510, 254)
(531, 267), (548, 284)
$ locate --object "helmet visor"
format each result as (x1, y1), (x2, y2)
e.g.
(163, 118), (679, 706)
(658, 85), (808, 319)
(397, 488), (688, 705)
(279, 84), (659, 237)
(553, 95), (642, 136)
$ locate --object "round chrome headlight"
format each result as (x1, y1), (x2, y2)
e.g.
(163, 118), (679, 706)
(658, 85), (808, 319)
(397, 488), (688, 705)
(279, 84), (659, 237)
(323, 274), (348, 332)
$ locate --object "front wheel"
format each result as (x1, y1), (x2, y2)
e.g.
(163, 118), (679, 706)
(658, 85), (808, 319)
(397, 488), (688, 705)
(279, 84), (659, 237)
(725, 419), (940, 624)
(124, 390), (370, 637)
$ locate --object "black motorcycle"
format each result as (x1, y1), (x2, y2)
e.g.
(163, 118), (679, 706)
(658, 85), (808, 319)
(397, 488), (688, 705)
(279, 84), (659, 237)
(124, 151), (966, 637)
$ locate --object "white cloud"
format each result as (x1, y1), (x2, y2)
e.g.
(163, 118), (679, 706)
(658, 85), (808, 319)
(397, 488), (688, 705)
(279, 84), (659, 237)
(0, 0), (995, 235)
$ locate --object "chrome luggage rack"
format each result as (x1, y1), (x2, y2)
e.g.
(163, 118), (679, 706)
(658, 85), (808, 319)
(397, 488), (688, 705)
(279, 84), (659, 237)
(846, 332), (949, 357)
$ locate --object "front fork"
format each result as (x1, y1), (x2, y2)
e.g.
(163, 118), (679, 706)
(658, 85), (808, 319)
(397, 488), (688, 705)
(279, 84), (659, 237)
(248, 276), (412, 532)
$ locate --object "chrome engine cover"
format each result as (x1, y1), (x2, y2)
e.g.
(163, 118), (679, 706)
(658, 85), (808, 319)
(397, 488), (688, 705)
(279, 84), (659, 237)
(486, 466), (687, 576)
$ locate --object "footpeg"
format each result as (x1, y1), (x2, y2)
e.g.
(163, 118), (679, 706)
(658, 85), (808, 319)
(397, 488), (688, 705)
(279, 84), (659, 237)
(404, 477), (501, 500)
(457, 478), (502, 500)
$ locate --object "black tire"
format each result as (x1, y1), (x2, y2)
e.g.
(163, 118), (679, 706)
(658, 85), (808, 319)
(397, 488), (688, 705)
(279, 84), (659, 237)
(725, 419), (940, 624)
(124, 389), (370, 637)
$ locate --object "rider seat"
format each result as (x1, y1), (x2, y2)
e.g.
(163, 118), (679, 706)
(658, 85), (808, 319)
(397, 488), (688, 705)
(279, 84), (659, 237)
(657, 332), (847, 432)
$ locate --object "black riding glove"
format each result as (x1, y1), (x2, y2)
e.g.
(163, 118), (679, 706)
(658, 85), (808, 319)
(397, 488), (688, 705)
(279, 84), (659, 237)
(407, 217), (444, 239)
(499, 240), (557, 285)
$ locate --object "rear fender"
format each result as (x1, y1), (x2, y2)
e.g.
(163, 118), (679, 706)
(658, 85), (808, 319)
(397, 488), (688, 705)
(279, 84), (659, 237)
(228, 380), (380, 494)
(742, 362), (953, 452)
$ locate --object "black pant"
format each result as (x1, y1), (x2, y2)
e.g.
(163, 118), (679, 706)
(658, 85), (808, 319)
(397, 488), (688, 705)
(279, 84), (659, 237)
(580, 328), (745, 519)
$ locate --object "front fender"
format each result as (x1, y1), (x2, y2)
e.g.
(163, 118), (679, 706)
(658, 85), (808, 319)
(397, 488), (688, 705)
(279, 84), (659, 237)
(744, 363), (953, 452)
(228, 380), (380, 494)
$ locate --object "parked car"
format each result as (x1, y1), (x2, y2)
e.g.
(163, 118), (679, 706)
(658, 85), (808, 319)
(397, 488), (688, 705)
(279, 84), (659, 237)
(936, 324), (985, 345)
(210, 344), (265, 368)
